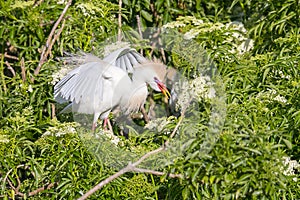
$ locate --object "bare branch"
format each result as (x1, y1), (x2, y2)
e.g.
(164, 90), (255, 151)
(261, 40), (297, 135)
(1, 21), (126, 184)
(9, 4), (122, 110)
(20, 57), (26, 82)
(32, 0), (72, 82)
(78, 110), (185, 200)
(140, 106), (150, 123)
(131, 167), (182, 178)
(0, 53), (19, 60)
(118, 0), (122, 42)
(5, 61), (16, 77)
(136, 15), (143, 55)
(28, 182), (58, 196)
(51, 103), (56, 119)
(3, 164), (58, 197)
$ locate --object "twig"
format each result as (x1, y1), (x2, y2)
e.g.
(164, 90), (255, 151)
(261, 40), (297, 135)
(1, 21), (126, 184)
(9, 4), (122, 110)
(140, 106), (150, 123)
(20, 57), (26, 82)
(32, 0), (72, 82)
(0, 53), (19, 60)
(3, 164), (58, 197)
(5, 61), (16, 77)
(44, 19), (66, 61)
(131, 167), (182, 178)
(51, 103), (56, 119)
(160, 47), (166, 63)
(78, 110), (185, 200)
(28, 182), (58, 196)
(118, 0), (122, 42)
(136, 15), (143, 55)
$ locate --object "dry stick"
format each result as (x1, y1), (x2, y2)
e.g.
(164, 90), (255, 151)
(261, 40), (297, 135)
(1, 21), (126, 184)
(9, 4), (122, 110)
(136, 15), (143, 55)
(140, 106), (150, 123)
(28, 182), (58, 196)
(118, 0), (122, 42)
(5, 61), (16, 77)
(51, 103), (56, 119)
(131, 167), (182, 178)
(44, 19), (66, 60)
(0, 53), (19, 60)
(160, 47), (167, 64)
(78, 111), (185, 200)
(20, 57), (26, 82)
(32, 0), (72, 82)
(3, 164), (57, 197)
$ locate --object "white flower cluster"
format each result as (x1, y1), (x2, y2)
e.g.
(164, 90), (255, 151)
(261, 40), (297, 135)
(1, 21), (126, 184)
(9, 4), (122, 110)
(176, 75), (215, 110)
(256, 88), (287, 104)
(0, 135), (9, 143)
(145, 116), (174, 132)
(225, 22), (254, 55)
(76, 2), (103, 17)
(57, 0), (66, 5)
(42, 122), (78, 137)
(163, 16), (254, 55)
(272, 69), (291, 80)
(95, 130), (120, 145)
(51, 65), (73, 85)
(282, 156), (300, 182)
(162, 21), (187, 29)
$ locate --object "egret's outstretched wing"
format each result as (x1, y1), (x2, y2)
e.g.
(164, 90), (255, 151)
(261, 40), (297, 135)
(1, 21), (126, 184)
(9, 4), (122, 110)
(103, 47), (148, 73)
(54, 61), (128, 115)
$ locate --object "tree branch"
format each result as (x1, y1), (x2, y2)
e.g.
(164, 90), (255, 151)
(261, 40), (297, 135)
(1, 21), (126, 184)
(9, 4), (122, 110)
(5, 61), (16, 77)
(78, 110), (185, 200)
(131, 167), (182, 178)
(32, 0), (72, 82)
(20, 57), (26, 82)
(3, 164), (58, 197)
(0, 53), (19, 60)
(118, 0), (122, 42)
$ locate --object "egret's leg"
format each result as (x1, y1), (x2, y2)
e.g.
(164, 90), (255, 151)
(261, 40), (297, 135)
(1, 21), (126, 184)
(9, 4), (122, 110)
(92, 122), (97, 131)
(103, 118), (113, 133)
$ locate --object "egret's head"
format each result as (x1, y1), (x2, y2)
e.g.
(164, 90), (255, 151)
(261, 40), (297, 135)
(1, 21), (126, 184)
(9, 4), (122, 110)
(153, 77), (171, 99)
(133, 62), (171, 99)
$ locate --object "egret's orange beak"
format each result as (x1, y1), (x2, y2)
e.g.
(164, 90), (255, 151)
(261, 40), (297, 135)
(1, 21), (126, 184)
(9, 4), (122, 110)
(155, 79), (171, 99)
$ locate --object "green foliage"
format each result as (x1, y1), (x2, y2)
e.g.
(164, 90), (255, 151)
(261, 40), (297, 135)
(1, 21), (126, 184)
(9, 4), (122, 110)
(0, 0), (299, 199)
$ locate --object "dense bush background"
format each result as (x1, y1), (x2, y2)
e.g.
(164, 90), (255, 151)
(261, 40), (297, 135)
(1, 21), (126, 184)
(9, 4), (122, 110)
(0, 0), (299, 199)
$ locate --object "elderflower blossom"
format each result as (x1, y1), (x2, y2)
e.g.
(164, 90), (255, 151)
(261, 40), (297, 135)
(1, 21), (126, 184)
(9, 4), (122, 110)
(42, 123), (78, 137)
(76, 2), (102, 17)
(282, 156), (300, 182)
(95, 130), (120, 145)
(164, 16), (254, 55)
(176, 76), (215, 110)
(51, 65), (73, 85)
(0, 135), (9, 143)
(162, 21), (186, 29)
(145, 117), (173, 132)
(57, 0), (66, 4)
(256, 89), (287, 104)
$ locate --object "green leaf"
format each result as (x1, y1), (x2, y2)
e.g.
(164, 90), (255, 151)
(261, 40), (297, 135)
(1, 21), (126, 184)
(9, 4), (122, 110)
(140, 10), (152, 22)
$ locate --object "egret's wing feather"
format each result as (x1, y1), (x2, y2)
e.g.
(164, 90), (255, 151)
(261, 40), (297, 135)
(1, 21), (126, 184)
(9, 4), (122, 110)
(59, 103), (73, 113)
(54, 61), (130, 117)
(103, 47), (148, 73)
(116, 59), (121, 70)
(54, 62), (109, 104)
(103, 47), (130, 63)
(120, 56), (126, 71)
(130, 51), (148, 63)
